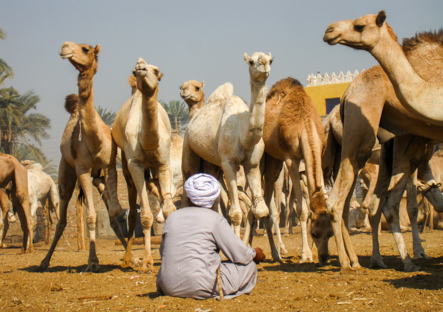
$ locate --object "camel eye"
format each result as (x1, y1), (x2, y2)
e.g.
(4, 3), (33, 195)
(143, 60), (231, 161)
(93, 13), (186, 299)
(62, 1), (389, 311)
(249, 60), (254, 66)
(82, 47), (89, 53)
(269, 58), (273, 65)
(195, 87), (200, 91)
(354, 24), (365, 32)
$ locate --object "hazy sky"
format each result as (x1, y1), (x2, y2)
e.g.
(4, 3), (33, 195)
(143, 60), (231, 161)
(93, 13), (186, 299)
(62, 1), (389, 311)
(1, 0), (442, 168)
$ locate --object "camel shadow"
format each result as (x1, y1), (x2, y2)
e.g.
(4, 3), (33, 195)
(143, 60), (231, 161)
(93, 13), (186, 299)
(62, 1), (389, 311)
(261, 255), (341, 273)
(22, 263), (137, 274)
(137, 292), (162, 299)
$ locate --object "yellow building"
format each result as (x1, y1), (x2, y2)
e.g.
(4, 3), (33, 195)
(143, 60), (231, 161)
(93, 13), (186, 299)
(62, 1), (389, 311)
(304, 70), (362, 116)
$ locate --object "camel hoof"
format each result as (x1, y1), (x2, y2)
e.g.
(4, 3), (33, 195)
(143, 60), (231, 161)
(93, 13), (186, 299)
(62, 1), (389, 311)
(280, 247), (289, 255)
(0, 243), (7, 248)
(404, 263), (421, 272)
(413, 252), (432, 260)
(340, 267), (357, 274)
(86, 262), (100, 273)
(369, 261), (388, 270)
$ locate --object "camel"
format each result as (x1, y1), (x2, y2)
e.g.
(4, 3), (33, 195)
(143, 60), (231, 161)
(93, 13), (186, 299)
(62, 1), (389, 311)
(257, 77), (330, 264)
(21, 160), (60, 244)
(0, 153), (33, 253)
(180, 80), (205, 119)
(324, 11), (443, 126)
(39, 42), (136, 273)
(181, 52), (272, 239)
(112, 58), (176, 273)
(323, 24), (443, 271)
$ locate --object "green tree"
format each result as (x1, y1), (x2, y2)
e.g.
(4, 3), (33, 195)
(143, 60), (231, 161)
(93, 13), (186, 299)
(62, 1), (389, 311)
(96, 105), (116, 126)
(0, 28), (14, 85)
(0, 87), (50, 158)
(159, 100), (190, 134)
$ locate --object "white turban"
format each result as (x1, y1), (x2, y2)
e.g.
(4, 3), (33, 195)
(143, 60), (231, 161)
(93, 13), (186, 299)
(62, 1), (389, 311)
(184, 173), (221, 208)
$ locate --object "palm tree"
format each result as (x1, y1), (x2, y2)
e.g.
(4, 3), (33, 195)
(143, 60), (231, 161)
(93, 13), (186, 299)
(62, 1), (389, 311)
(0, 28), (14, 85)
(96, 105), (116, 126)
(159, 100), (190, 134)
(0, 87), (50, 157)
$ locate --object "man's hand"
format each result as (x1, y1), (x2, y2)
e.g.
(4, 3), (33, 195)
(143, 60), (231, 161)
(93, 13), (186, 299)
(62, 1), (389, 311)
(253, 247), (265, 264)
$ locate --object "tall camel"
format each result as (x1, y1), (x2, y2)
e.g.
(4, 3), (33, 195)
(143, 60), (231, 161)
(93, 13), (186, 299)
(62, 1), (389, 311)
(112, 58), (176, 273)
(0, 153), (33, 253)
(256, 77), (331, 264)
(323, 23), (443, 271)
(324, 11), (443, 125)
(39, 42), (136, 273)
(181, 52), (273, 237)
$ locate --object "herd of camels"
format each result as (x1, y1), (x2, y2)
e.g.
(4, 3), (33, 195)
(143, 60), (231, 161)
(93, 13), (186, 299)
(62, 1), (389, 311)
(1, 10), (443, 275)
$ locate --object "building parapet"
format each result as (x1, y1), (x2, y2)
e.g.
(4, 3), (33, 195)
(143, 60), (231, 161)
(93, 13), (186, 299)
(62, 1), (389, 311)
(307, 69), (364, 87)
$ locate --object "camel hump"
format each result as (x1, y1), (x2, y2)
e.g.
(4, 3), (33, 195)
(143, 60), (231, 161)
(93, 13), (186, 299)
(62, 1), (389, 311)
(206, 82), (234, 106)
(64, 94), (78, 114)
(128, 74), (137, 89)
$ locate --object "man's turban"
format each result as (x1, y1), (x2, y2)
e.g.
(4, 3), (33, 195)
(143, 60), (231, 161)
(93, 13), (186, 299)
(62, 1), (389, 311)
(184, 173), (221, 208)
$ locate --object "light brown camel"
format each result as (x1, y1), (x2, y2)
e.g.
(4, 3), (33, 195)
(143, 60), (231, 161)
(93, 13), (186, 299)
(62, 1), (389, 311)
(323, 24), (443, 271)
(181, 52), (273, 238)
(39, 42), (135, 273)
(257, 77), (331, 264)
(112, 58), (176, 273)
(324, 10), (443, 125)
(0, 153), (33, 253)
(180, 80), (205, 119)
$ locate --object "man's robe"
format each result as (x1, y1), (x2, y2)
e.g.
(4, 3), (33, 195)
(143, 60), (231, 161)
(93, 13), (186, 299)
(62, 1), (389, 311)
(156, 207), (257, 299)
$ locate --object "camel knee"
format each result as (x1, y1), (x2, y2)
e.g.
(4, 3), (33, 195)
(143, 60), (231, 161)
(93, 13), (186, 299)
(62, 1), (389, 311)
(140, 214), (153, 229)
(86, 214), (96, 231)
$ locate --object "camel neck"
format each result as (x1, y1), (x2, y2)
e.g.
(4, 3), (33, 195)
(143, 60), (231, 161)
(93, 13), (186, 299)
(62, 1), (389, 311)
(371, 27), (443, 124)
(77, 71), (103, 144)
(141, 88), (160, 150)
(241, 81), (267, 149)
(188, 95), (205, 119)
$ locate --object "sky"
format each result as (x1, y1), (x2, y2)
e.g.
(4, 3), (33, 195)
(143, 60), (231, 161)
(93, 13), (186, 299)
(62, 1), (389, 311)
(1, 0), (442, 169)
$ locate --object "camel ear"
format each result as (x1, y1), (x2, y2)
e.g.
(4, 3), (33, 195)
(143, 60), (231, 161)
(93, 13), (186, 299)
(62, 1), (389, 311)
(201, 81), (205, 88)
(244, 53), (250, 64)
(158, 72), (164, 81)
(268, 52), (272, 58)
(95, 44), (101, 55)
(376, 10), (386, 27)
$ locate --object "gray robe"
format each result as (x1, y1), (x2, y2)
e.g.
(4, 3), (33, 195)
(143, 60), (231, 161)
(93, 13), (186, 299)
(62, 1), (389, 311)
(156, 207), (257, 299)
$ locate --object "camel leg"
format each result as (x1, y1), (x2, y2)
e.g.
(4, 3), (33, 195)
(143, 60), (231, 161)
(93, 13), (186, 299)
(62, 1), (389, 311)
(76, 169), (100, 272)
(221, 160), (242, 237)
(103, 157), (122, 218)
(0, 191), (10, 248)
(406, 174), (431, 260)
(127, 159), (154, 273)
(120, 153), (140, 270)
(92, 174), (141, 268)
(284, 187), (296, 235)
(273, 168), (285, 234)
(286, 159), (315, 263)
(38, 159), (77, 271)
(181, 136), (202, 207)
(157, 162), (176, 220)
(261, 154), (285, 261)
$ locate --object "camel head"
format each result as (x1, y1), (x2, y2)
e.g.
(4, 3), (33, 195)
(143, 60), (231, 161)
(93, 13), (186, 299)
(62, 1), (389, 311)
(180, 80), (205, 106)
(309, 192), (333, 266)
(323, 10), (392, 51)
(244, 52), (273, 84)
(133, 58), (163, 95)
(60, 41), (101, 74)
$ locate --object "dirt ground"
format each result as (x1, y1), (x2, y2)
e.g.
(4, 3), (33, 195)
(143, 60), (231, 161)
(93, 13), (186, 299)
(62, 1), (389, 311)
(1, 226), (442, 312)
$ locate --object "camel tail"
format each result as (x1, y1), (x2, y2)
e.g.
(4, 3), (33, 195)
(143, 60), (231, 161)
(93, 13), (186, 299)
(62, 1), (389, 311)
(301, 119), (327, 198)
(206, 82), (233, 106)
(64, 94), (78, 114)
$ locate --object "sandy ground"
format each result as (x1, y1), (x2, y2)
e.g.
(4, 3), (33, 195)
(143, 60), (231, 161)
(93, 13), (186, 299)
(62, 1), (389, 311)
(0, 226), (442, 312)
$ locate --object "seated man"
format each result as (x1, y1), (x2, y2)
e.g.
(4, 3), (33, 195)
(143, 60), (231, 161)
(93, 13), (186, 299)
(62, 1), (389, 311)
(156, 173), (265, 300)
